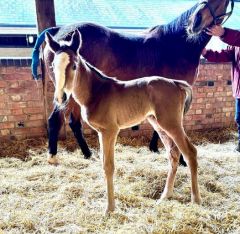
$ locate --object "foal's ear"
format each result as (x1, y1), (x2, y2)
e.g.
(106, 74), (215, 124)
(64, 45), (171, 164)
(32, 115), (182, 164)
(45, 32), (60, 53)
(70, 30), (82, 55)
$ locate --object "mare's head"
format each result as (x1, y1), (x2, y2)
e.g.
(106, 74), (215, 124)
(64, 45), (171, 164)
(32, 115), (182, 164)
(187, 0), (234, 35)
(45, 30), (82, 108)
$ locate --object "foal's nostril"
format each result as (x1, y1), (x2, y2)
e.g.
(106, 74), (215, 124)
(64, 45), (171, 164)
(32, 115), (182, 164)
(192, 12), (202, 29)
(62, 92), (67, 103)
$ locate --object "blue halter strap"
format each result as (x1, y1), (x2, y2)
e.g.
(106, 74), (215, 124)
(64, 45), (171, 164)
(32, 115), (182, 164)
(31, 27), (59, 80)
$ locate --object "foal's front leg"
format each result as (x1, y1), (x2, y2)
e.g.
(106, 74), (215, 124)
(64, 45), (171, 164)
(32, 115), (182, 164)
(98, 129), (118, 214)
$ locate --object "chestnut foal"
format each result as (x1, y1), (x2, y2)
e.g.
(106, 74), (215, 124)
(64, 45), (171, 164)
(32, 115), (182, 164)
(46, 30), (201, 213)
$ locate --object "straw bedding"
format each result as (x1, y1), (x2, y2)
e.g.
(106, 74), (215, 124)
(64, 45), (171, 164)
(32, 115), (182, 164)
(0, 128), (239, 233)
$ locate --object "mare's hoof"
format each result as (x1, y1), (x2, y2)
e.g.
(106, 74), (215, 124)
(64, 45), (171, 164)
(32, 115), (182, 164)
(47, 154), (59, 165)
(179, 154), (187, 167)
(84, 151), (92, 159)
(131, 125), (139, 131)
(149, 146), (160, 153)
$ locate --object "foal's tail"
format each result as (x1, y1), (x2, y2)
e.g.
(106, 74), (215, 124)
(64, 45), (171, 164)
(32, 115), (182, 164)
(174, 81), (193, 115)
(31, 27), (60, 80)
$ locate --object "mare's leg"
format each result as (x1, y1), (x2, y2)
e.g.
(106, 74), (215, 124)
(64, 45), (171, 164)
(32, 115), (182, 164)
(47, 107), (64, 165)
(179, 154), (187, 167)
(148, 117), (180, 200)
(69, 112), (92, 159)
(98, 129), (118, 214)
(149, 130), (160, 153)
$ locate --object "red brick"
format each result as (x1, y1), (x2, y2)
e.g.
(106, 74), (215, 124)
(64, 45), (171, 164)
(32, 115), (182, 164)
(0, 122), (14, 129)
(196, 109), (202, 114)
(8, 81), (19, 88)
(7, 87), (25, 94)
(0, 103), (6, 109)
(28, 114), (45, 121)
(27, 101), (44, 108)
(8, 102), (27, 109)
(10, 94), (22, 101)
(0, 94), (9, 102)
(192, 114), (205, 121)
(4, 73), (28, 81)
(0, 81), (7, 88)
(14, 67), (31, 74)
(23, 107), (43, 114)
(223, 107), (234, 112)
(18, 80), (37, 89)
(0, 129), (10, 136)
(195, 93), (206, 98)
(0, 116), (8, 122)
(0, 109), (11, 115)
(25, 120), (45, 127)
(206, 92), (214, 98)
(22, 93), (42, 101)
(8, 115), (28, 122)
(10, 128), (29, 135)
(0, 67), (7, 74)
(11, 109), (23, 115)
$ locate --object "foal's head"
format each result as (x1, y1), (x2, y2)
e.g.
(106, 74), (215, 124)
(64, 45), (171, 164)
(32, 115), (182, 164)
(45, 30), (82, 108)
(187, 0), (233, 35)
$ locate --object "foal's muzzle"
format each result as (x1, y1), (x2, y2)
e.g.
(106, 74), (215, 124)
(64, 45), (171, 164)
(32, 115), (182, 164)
(55, 91), (68, 108)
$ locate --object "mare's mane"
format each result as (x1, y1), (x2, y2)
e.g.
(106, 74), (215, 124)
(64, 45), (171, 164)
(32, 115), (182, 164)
(85, 61), (116, 82)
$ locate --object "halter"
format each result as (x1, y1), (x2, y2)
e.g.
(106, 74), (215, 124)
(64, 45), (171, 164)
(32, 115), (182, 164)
(200, 0), (234, 25)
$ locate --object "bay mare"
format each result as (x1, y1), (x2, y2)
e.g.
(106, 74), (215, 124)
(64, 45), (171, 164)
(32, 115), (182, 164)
(46, 30), (200, 213)
(33, 0), (232, 164)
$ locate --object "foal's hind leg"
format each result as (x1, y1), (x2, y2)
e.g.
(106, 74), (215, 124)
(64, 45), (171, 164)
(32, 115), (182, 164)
(148, 117), (180, 200)
(163, 125), (201, 204)
(158, 131), (181, 201)
(47, 107), (64, 165)
(69, 105), (92, 159)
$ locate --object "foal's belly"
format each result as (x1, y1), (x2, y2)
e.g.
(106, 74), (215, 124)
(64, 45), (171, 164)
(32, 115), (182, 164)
(117, 108), (154, 129)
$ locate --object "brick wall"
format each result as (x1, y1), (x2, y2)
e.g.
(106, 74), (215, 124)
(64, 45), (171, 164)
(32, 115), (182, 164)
(0, 59), (46, 140)
(0, 58), (235, 140)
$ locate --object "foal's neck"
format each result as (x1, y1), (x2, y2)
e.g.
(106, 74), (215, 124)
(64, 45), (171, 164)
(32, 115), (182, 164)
(74, 59), (111, 106)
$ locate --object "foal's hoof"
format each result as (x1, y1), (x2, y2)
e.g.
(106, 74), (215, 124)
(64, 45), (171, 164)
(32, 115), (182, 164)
(105, 206), (115, 216)
(157, 193), (172, 204)
(192, 196), (202, 205)
(47, 154), (59, 165)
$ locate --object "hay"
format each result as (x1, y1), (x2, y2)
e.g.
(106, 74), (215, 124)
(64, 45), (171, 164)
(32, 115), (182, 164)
(0, 128), (240, 233)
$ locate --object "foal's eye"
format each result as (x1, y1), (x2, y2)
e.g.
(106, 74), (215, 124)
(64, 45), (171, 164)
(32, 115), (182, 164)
(72, 64), (76, 70)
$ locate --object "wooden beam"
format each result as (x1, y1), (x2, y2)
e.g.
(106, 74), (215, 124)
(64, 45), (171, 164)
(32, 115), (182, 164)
(34, 0), (66, 139)
(35, 0), (56, 33)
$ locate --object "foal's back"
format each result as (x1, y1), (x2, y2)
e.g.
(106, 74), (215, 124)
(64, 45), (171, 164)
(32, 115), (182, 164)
(88, 75), (188, 130)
